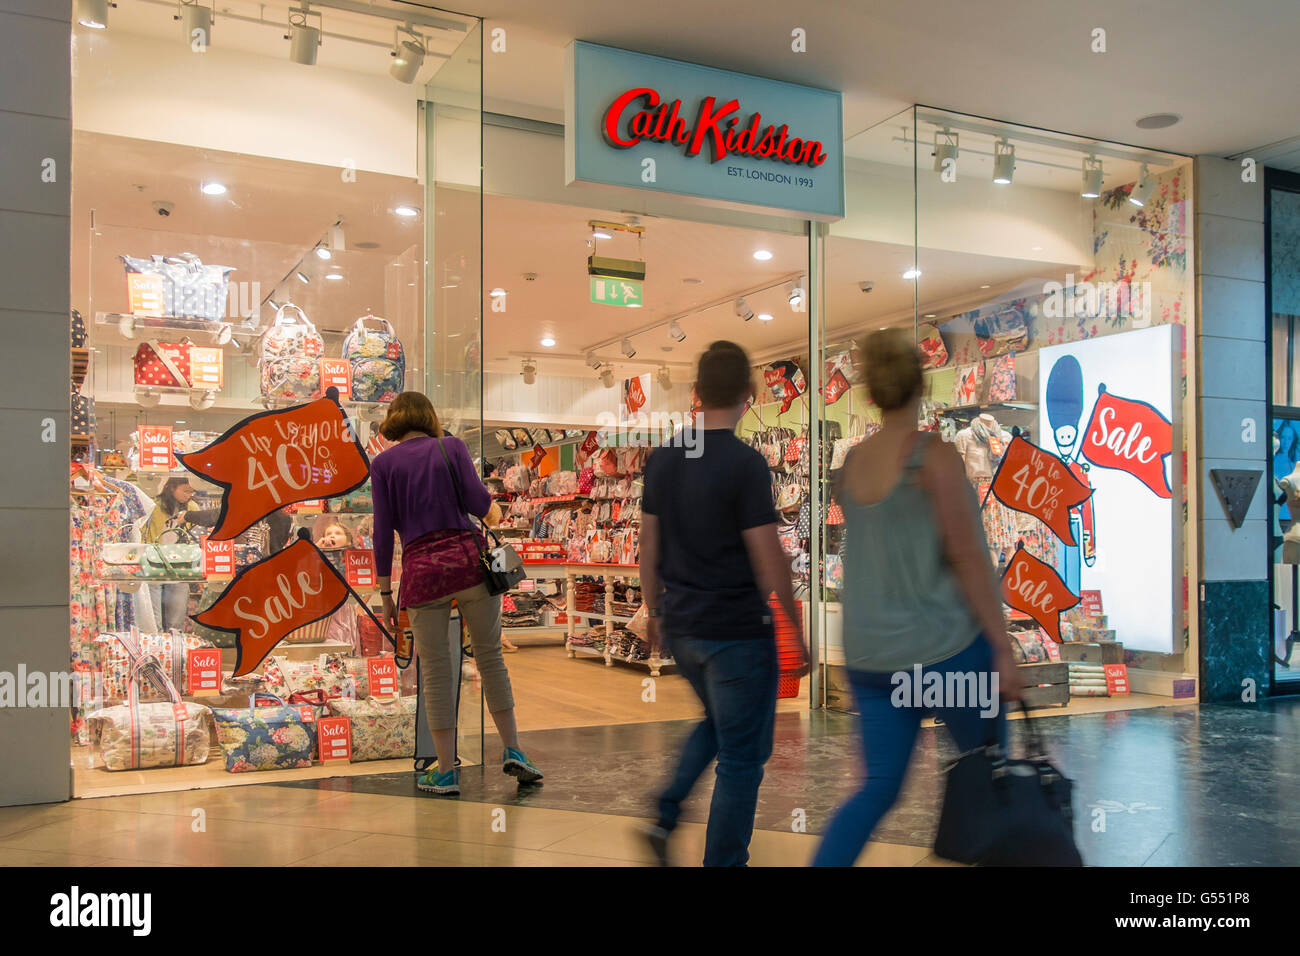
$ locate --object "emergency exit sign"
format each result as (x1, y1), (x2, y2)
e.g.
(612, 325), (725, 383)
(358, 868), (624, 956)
(590, 277), (643, 307)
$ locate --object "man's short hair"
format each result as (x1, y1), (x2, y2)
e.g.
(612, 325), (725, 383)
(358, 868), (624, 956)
(695, 340), (754, 409)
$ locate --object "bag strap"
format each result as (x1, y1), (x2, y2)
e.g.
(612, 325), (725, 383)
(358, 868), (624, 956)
(146, 341), (190, 386)
(435, 437), (501, 553)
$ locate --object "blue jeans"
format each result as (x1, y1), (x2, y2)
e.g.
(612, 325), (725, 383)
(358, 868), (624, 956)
(656, 634), (778, 867)
(812, 635), (1006, 867)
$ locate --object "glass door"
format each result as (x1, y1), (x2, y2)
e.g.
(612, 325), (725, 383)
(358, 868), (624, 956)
(423, 20), (485, 762)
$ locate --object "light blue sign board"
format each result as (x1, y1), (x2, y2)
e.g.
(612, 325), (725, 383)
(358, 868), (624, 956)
(565, 41), (844, 221)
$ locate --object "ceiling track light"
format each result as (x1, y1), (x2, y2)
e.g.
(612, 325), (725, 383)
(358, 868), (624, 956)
(932, 128), (959, 173)
(1129, 164), (1156, 207)
(77, 0), (112, 29)
(621, 338), (637, 359)
(657, 366), (672, 390)
(992, 139), (1015, 185)
(521, 359), (537, 385)
(734, 297), (755, 322)
(389, 24), (427, 83)
(286, 6), (322, 66)
(1081, 155), (1104, 199)
(586, 351), (601, 370)
(178, 1), (213, 48)
(599, 365), (615, 389)
(788, 278), (805, 310)
(668, 319), (686, 343)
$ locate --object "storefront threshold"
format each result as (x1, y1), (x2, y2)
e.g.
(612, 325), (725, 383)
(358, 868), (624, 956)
(1127, 668), (1198, 699)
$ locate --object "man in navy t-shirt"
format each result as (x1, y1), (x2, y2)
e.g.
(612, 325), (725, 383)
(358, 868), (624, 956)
(640, 340), (806, 866)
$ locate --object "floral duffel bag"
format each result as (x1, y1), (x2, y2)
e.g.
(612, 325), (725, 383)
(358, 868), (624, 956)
(326, 695), (417, 761)
(262, 652), (369, 701)
(93, 630), (215, 701)
(211, 693), (317, 773)
(85, 658), (214, 771)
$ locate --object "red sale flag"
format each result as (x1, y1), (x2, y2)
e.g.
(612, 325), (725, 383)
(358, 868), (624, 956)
(1000, 547), (1081, 643)
(989, 436), (1093, 545)
(1081, 385), (1173, 498)
(177, 390), (370, 540)
(824, 368), (851, 405)
(192, 535), (353, 677)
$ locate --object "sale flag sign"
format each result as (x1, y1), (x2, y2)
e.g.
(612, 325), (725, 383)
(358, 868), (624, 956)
(989, 435), (1093, 545)
(1082, 385), (1173, 498)
(192, 535), (352, 677)
(1000, 546), (1081, 644)
(176, 391), (370, 541)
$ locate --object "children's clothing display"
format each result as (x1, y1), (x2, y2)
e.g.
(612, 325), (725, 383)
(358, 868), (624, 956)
(954, 414), (1011, 483)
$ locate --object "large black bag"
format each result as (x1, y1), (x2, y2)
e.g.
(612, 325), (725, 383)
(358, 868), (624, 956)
(933, 708), (1082, 866)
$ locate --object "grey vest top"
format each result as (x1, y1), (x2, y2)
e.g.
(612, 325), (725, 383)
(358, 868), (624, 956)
(840, 434), (983, 672)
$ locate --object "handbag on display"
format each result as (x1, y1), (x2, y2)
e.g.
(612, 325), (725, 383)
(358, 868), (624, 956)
(951, 362), (986, 406)
(933, 711), (1082, 866)
(100, 543), (204, 581)
(133, 341), (193, 389)
(973, 305), (1030, 357)
(342, 314), (406, 403)
(259, 303), (324, 403)
(120, 253), (234, 326)
(829, 436), (863, 471)
(495, 429), (518, 451)
(71, 386), (96, 436)
(328, 481), (373, 514)
(211, 693), (317, 773)
(577, 467), (595, 494)
(325, 695), (417, 761)
(85, 657), (214, 771)
(918, 323), (950, 369)
(92, 629), (216, 703)
(986, 353), (1018, 402)
(70, 308), (88, 348)
(262, 652), (369, 700)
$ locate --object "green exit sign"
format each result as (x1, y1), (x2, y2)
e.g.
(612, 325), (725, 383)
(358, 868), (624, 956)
(590, 276), (643, 307)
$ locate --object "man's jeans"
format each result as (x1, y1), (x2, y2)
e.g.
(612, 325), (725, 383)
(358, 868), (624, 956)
(656, 634), (778, 867)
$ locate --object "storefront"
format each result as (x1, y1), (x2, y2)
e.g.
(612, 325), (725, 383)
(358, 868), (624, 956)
(7, 1), (1206, 806)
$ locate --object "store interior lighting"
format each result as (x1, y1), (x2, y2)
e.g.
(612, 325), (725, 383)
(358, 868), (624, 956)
(735, 297), (755, 321)
(394, 205), (421, 217)
(389, 26), (427, 84)
(992, 139), (1016, 185)
(668, 319), (686, 342)
(932, 128), (959, 173)
(521, 359), (537, 385)
(585, 351), (601, 370)
(788, 279), (805, 309)
(287, 7), (322, 66)
(621, 338), (636, 358)
(657, 366), (672, 390)
(1129, 164), (1156, 207)
(599, 365), (615, 388)
(178, 2), (213, 46)
(77, 0), (110, 29)
(1081, 155), (1104, 198)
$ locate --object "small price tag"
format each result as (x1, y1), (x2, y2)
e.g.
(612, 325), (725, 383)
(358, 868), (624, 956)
(189, 347), (224, 389)
(128, 273), (165, 317)
(345, 549), (375, 589)
(202, 536), (234, 580)
(138, 425), (174, 471)
(368, 656), (399, 698)
(186, 647), (222, 696)
(1104, 664), (1130, 695)
(1081, 590), (1104, 620)
(321, 358), (352, 399)
(296, 706), (316, 723)
(172, 703), (189, 723)
(317, 716), (352, 762)
(296, 499), (325, 514)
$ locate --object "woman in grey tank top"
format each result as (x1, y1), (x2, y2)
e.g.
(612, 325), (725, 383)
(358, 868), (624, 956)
(812, 330), (1022, 867)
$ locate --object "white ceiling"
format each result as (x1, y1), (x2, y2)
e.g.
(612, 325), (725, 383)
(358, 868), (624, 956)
(462, 0), (1300, 161)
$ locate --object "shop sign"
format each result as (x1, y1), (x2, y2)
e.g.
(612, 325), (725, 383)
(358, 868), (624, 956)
(186, 647), (222, 696)
(138, 425), (174, 471)
(988, 435), (1093, 545)
(566, 41), (844, 220)
(1080, 590), (1104, 619)
(189, 347), (224, 390)
(318, 716), (352, 762)
(1104, 664), (1130, 695)
(529, 443), (547, 468)
(344, 549), (375, 589)
(590, 276), (643, 307)
(321, 358), (352, 399)
(367, 656), (399, 698)
(999, 546), (1081, 644)
(1082, 387), (1173, 498)
(202, 536), (234, 580)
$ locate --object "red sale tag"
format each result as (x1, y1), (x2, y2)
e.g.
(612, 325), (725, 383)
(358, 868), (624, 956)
(1104, 664), (1130, 695)
(344, 549), (376, 589)
(317, 715), (352, 762)
(529, 443), (546, 468)
(320, 358), (352, 399)
(297, 706), (316, 722)
(186, 647), (222, 696)
(189, 347), (224, 389)
(172, 703), (189, 723)
(202, 536), (234, 580)
(1080, 590), (1104, 619)
(368, 656), (399, 698)
(138, 425), (174, 472)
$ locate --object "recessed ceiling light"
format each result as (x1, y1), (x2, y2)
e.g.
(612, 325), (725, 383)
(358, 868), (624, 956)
(757, 313), (774, 321)
(325, 272), (344, 281)
(200, 182), (226, 196)
(394, 205), (420, 217)
(902, 268), (922, 280)
(1136, 113), (1180, 130)
(489, 288), (506, 297)
(355, 240), (380, 250)
(980, 284), (990, 289)
(540, 336), (556, 348)
(924, 313), (936, 318)
(592, 230), (612, 240)
(77, 0), (108, 29)
(315, 246), (332, 260)
(1031, 245), (1043, 251)
(627, 302), (642, 308)
(753, 250), (773, 261)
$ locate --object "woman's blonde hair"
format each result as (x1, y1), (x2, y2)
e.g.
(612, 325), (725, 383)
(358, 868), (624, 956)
(379, 391), (443, 441)
(860, 328), (923, 411)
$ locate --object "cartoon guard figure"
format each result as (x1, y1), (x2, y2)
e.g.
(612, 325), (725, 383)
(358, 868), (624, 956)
(1045, 355), (1096, 594)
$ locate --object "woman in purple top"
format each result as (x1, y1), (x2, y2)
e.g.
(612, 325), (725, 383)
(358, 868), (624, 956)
(373, 392), (543, 795)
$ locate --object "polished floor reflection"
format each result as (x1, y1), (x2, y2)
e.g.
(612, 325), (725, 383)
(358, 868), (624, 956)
(4, 700), (1298, 866)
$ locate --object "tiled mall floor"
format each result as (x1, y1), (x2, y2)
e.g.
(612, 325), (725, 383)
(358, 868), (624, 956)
(6, 699), (1300, 866)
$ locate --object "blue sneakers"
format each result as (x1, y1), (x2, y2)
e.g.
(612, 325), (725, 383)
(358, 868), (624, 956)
(416, 766), (459, 795)
(502, 747), (544, 784)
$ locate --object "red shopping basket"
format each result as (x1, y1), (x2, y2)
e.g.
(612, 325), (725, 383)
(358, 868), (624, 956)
(770, 594), (804, 698)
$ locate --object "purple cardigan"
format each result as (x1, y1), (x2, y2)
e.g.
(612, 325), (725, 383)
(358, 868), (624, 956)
(369, 435), (492, 577)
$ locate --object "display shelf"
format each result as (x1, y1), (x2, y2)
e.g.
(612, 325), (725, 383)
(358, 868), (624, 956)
(96, 311), (249, 346)
(939, 401), (1038, 416)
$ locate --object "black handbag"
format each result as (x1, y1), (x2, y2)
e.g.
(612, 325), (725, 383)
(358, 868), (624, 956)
(436, 437), (525, 596)
(933, 707), (1082, 866)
